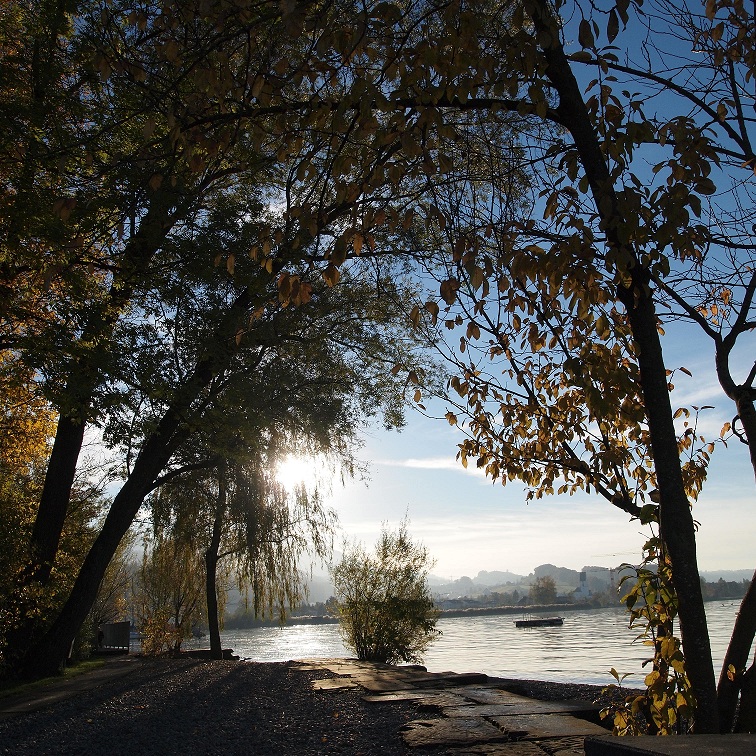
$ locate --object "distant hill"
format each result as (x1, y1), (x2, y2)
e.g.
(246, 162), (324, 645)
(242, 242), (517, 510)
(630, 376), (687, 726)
(700, 569), (754, 582)
(473, 570), (525, 585)
(226, 564), (756, 611)
(531, 563), (580, 585)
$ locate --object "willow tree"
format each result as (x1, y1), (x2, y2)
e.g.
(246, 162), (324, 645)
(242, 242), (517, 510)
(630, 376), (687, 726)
(134, 235), (419, 658)
(152, 462), (335, 659)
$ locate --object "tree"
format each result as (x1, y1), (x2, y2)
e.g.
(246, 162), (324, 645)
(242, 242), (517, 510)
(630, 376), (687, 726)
(151, 458), (337, 659)
(134, 533), (206, 655)
(332, 520), (440, 665)
(529, 576), (557, 605)
(0, 350), (107, 672)
(342, 0), (756, 732)
(3, 0), (439, 678)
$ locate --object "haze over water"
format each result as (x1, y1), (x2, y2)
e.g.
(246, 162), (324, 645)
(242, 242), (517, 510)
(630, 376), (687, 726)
(201, 601), (745, 688)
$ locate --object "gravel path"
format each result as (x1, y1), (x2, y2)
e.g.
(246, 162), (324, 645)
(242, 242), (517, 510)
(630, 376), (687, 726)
(0, 659), (623, 755)
(0, 658), (422, 755)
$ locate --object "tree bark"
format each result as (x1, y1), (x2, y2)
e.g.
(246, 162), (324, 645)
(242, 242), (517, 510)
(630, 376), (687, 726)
(718, 569), (756, 731)
(20, 416), (190, 678)
(29, 416), (86, 583)
(206, 462), (227, 659)
(527, 0), (719, 732)
(736, 663), (756, 733)
(714, 330), (756, 730)
(622, 280), (718, 733)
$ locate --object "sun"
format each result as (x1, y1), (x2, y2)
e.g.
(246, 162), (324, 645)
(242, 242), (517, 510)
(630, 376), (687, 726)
(275, 455), (318, 492)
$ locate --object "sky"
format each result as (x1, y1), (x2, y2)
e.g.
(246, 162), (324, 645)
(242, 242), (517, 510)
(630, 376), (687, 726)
(279, 317), (756, 581)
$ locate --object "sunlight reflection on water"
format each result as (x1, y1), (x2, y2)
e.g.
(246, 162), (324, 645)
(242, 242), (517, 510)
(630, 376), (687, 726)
(193, 600), (744, 687)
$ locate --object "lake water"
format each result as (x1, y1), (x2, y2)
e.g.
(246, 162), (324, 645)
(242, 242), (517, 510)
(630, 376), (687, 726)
(193, 600), (747, 688)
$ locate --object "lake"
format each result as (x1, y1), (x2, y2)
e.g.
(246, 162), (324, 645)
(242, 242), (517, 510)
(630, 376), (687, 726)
(191, 601), (746, 688)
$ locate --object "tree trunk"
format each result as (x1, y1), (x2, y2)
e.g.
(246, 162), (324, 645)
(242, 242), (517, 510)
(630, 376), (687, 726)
(20, 423), (188, 678)
(736, 663), (756, 733)
(29, 415), (86, 583)
(718, 569), (756, 731)
(714, 339), (756, 730)
(527, 0), (719, 731)
(206, 462), (227, 659)
(734, 390), (756, 482)
(622, 282), (719, 733)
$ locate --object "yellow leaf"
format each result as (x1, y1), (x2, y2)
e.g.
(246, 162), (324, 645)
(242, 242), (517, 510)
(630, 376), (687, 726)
(424, 300), (439, 324)
(226, 254), (235, 276)
(440, 278), (459, 305)
(322, 264), (340, 287)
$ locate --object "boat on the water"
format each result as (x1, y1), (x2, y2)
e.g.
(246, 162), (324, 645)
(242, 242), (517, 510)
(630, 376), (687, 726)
(514, 616), (564, 628)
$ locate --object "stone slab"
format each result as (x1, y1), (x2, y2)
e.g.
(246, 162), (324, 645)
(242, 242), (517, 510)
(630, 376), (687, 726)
(363, 691), (472, 708)
(362, 691), (433, 703)
(444, 701), (600, 717)
(539, 736), (590, 755)
(411, 671), (490, 687)
(414, 693), (478, 711)
(584, 734), (756, 755)
(445, 686), (534, 705)
(351, 675), (415, 692)
(401, 717), (511, 748)
(310, 678), (358, 691)
(444, 738), (586, 755)
(442, 743), (554, 755)
(490, 712), (607, 739)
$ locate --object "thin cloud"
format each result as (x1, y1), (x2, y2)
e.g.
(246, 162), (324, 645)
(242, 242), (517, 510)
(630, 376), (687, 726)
(375, 456), (488, 478)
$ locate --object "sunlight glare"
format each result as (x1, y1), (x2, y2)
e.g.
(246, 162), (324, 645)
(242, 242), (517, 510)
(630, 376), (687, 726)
(276, 455), (318, 492)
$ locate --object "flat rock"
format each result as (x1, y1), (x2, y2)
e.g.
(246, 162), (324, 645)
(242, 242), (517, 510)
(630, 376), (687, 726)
(310, 678), (358, 691)
(413, 671), (489, 686)
(401, 717), (511, 748)
(490, 712), (607, 739)
(445, 686), (533, 704)
(363, 691), (472, 708)
(541, 736), (591, 755)
(414, 693), (478, 711)
(362, 691), (432, 703)
(443, 701), (599, 717)
(585, 733), (756, 755)
(442, 743), (555, 755)
(352, 675), (415, 692)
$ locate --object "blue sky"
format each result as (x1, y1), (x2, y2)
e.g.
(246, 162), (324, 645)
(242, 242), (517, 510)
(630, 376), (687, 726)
(289, 315), (756, 580)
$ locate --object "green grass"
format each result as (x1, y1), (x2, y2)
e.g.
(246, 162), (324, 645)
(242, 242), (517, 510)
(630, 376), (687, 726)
(0, 658), (106, 700)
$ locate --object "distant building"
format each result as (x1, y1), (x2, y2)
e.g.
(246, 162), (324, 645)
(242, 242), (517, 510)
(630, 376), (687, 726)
(573, 571), (591, 600)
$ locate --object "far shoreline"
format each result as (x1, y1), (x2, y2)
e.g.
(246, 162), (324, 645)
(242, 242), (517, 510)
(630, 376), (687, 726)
(226, 594), (742, 629)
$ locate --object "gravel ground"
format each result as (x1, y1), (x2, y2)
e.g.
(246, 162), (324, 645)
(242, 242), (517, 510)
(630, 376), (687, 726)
(0, 659), (622, 755)
(491, 676), (642, 707)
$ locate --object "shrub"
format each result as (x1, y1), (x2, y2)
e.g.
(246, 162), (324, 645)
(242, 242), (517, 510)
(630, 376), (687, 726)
(331, 520), (440, 664)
